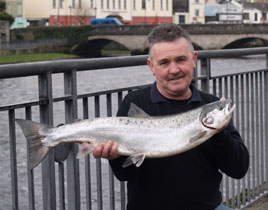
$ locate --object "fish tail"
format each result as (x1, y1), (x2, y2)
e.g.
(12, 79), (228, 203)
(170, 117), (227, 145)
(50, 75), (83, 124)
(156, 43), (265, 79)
(16, 119), (52, 169)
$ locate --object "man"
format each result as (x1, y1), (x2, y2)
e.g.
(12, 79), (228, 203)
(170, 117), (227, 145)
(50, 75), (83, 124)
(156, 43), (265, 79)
(90, 23), (249, 210)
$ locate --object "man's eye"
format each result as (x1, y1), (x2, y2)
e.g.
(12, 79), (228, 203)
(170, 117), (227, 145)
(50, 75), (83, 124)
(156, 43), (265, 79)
(159, 61), (168, 65)
(176, 57), (187, 63)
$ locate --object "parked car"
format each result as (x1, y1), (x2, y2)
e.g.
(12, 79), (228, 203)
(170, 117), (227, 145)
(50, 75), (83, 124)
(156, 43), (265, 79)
(90, 18), (123, 26)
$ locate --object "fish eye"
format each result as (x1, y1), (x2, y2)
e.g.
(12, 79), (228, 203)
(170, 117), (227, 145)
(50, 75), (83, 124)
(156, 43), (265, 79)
(203, 117), (214, 125)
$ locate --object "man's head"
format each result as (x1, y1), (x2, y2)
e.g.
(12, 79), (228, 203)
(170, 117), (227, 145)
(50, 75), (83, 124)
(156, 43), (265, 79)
(147, 23), (198, 100)
(148, 23), (194, 59)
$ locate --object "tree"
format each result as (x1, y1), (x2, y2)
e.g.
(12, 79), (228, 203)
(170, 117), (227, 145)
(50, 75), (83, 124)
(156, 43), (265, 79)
(0, 1), (6, 13)
(73, 2), (94, 25)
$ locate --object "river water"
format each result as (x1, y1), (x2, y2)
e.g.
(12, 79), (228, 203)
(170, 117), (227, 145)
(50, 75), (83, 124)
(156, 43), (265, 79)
(0, 55), (266, 210)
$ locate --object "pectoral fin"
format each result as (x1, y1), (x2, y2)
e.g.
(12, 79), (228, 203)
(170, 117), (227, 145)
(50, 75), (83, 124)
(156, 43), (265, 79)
(122, 154), (146, 168)
(189, 130), (207, 143)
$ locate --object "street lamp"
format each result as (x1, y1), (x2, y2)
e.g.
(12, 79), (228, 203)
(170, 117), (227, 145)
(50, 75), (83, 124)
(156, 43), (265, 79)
(94, 0), (97, 18)
(69, 5), (72, 26)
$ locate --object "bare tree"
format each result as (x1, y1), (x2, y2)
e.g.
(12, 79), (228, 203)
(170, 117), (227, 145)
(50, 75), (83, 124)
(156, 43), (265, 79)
(73, 2), (94, 25)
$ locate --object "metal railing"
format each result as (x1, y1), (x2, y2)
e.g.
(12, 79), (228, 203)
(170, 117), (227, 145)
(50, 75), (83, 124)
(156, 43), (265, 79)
(0, 47), (268, 210)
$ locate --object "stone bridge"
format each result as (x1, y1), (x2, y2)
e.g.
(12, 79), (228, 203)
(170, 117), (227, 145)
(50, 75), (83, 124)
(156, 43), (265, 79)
(73, 24), (268, 57)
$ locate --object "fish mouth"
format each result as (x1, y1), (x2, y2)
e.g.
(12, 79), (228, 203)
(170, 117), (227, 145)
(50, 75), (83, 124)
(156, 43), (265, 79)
(225, 101), (236, 115)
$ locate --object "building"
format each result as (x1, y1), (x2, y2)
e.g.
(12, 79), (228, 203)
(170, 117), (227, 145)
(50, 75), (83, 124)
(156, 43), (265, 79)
(49, 0), (173, 26)
(23, 0), (49, 27)
(5, 0), (27, 28)
(205, 4), (224, 22)
(173, 0), (206, 24)
(5, 0), (22, 17)
(243, 2), (268, 23)
(215, 0), (268, 23)
(216, 0), (243, 23)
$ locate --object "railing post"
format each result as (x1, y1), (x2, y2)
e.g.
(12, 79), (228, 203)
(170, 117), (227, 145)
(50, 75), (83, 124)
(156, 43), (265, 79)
(64, 70), (81, 210)
(9, 109), (19, 210)
(265, 54), (268, 191)
(200, 58), (211, 93)
(38, 72), (56, 210)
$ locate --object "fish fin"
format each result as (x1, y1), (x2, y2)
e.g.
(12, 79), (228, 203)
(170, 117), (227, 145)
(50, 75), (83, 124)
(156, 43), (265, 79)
(76, 143), (95, 159)
(122, 154), (146, 168)
(128, 103), (150, 118)
(189, 130), (207, 143)
(16, 119), (52, 169)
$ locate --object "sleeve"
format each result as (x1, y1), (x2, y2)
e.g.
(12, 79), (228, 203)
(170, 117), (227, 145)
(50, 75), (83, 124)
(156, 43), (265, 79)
(109, 94), (142, 181)
(210, 120), (249, 179)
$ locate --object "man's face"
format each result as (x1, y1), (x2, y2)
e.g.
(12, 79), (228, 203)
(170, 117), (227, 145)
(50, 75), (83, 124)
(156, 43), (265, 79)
(147, 38), (198, 100)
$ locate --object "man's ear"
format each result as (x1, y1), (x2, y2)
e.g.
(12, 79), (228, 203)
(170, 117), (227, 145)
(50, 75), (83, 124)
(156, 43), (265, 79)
(147, 58), (155, 75)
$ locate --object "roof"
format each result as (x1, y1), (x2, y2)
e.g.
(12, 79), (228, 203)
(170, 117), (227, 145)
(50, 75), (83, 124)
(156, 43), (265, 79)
(243, 3), (268, 12)
(205, 5), (224, 16)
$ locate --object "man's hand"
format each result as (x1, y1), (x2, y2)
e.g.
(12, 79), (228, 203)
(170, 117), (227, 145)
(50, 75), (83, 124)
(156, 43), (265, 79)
(82, 140), (120, 160)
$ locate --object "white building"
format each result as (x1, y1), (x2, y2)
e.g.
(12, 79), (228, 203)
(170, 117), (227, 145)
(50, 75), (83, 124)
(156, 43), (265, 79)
(216, 1), (243, 23)
(215, 0), (268, 23)
(49, 0), (173, 26)
(243, 2), (268, 23)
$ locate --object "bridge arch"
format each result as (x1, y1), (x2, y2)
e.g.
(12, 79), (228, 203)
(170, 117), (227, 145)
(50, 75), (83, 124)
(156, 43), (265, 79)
(191, 33), (268, 50)
(222, 37), (268, 49)
(72, 38), (130, 57)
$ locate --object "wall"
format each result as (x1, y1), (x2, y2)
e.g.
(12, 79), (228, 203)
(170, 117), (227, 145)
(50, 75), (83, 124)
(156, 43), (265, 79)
(0, 20), (10, 43)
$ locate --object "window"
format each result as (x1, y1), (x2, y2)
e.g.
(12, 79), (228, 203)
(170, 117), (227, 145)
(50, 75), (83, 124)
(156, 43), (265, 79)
(101, 0), (104, 9)
(118, 0), (121, 9)
(107, 0), (109, 9)
(17, 3), (22, 16)
(142, 0), (145, 9)
(179, 15), (185, 24)
(72, 0), (75, 8)
(124, 0), (126, 10)
(133, 0), (136, 10)
(161, 0), (163, 11)
(243, 13), (249, 20)
(152, 0), (155, 10)
(60, 0), (63, 9)
(195, 9), (199, 17)
(53, 0), (56, 8)
(255, 13), (258, 21)
(195, 0), (199, 3)
(166, 0), (168, 10)
(90, 0), (94, 9)
(78, 0), (81, 8)
(113, 0), (115, 9)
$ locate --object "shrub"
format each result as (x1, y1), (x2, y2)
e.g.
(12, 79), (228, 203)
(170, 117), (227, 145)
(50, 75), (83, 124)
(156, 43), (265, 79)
(0, 12), (14, 25)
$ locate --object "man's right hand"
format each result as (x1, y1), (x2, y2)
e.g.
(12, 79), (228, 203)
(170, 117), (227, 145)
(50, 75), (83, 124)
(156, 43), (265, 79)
(82, 140), (120, 160)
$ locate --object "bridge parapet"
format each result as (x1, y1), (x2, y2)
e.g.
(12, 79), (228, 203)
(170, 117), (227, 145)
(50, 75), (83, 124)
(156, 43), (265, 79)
(88, 24), (268, 36)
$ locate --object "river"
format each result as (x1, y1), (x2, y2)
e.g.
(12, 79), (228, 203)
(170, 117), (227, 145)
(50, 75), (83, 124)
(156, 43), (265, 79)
(0, 55), (266, 210)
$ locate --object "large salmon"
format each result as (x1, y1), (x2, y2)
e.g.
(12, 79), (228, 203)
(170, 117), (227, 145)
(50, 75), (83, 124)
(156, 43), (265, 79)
(16, 99), (235, 169)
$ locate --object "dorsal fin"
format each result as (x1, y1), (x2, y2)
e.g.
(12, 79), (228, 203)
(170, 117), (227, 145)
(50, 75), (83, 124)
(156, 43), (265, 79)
(127, 103), (150, 118)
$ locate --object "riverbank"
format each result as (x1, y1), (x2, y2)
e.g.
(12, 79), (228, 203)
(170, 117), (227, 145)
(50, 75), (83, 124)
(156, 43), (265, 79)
(0, 53), (80, 64)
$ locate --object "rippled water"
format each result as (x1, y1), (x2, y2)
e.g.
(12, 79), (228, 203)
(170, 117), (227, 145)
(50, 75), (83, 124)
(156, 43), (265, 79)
(0, 55), (266, 209)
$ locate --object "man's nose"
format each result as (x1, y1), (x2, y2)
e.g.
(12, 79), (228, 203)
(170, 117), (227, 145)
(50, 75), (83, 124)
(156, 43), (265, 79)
(169, 62), (180, 74)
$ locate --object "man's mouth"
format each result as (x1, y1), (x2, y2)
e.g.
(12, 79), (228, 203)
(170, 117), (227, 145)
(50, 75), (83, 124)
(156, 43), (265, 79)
(168, 75), (184, 81)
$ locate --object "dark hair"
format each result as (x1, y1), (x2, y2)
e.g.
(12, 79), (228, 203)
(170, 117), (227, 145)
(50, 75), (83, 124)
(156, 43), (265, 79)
(148, 23), (193, 57)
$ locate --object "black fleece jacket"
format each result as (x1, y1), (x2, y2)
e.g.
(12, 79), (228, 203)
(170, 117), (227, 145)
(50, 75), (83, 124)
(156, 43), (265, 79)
(109, 83), (249, 210)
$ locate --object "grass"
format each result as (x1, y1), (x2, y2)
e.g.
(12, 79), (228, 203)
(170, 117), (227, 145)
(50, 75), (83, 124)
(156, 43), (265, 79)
(101, 49), (131, 56)
(0, 53), (80, 64)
